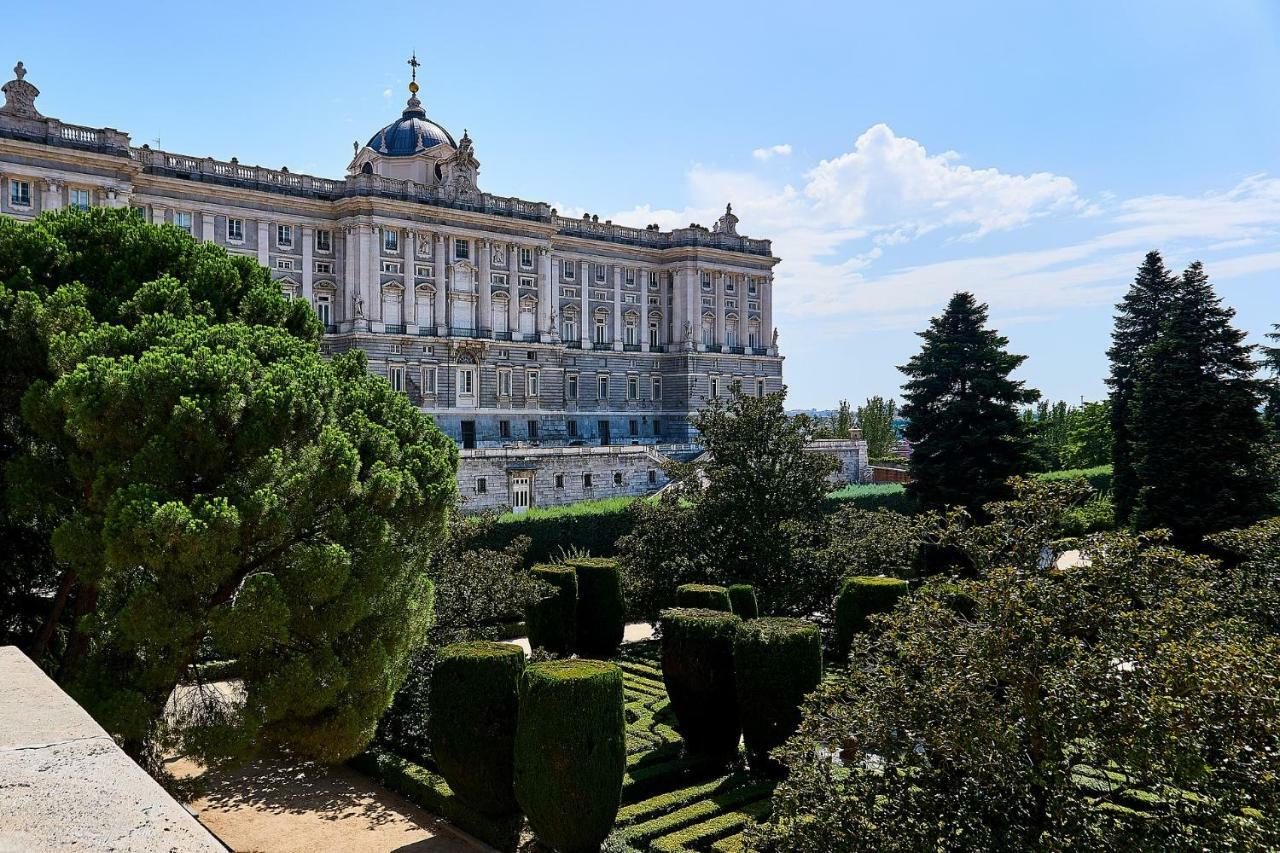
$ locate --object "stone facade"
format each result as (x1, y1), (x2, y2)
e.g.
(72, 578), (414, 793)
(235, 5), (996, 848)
(0, 59), (790, 511)
(458, 444), (678, 512)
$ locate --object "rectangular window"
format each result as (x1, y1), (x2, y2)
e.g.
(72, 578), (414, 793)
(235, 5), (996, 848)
(567, 419), (578, 437)
(583, 473), (593, 489)
(498, 368), (512, 397)
(726, 279), (736, 293)
(555, 473), (565, 489)
(567, 374), (579, 400)
(624, 294), (639, 304)
(702, 296), (714, 307)
(757, 379), (765, 397)
(629, 419), (639, 436)
(315, 229), (332, 252)
(275, 258), (295, 271)
(627, 377), (639, 400)
(648, 469), (657, 484)
(595, 264), (606, 282)
(416, 264), (432, 277)
(520, 276), (535, 289)
(625, 269), (636, 285)
(388, 365), (405, 393)
(520, 247), (533, 267)
(499, 420), (511, 438)
(648, 272), (658, 290)
(422, 366), (437, 394)
(613, 472), (623, 486)
(653, 418), (662, 436)
(528, 420), (539, 439)
(710, 377), (720, 398)
(227, 217), (244, 241)
(597, 376), (609, 399)
(748, 278), (758, 295)
(651, 377), (661, 400)
(9, 180), (31, 206)
(701, 272), (712, 290)
(131, 205), (146, 219)
(527, 370), (540, 397)
(314, 261), (333, 274)
(564, 260), (575, 280)
(476, 476), (487, 494)
(383, 229), (399, 253)
(382, 261), (402, 274)
(69, 188), (91, 210)
(454, 238), (469, 260)
(277, 224), (293, 247)
(172, 211), (192, 233)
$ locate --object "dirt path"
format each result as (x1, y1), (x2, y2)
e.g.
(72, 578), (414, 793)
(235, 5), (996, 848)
(170, 756), (483, 853)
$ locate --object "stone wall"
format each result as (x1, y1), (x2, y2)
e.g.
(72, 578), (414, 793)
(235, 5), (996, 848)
(806, 438), (872, 486)
(458, 444), (671, 512)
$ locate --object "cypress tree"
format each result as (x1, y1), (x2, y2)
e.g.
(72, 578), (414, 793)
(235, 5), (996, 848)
(1130, 262), (1273, 543)
(899, 292), (1039, 511)
(1106, 252), (1179, 525)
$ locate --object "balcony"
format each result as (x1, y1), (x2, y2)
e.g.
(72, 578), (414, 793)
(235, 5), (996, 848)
(565, 340), (582, 349)
(448, 327), (476, 338)
(726, 346), (745, 354)
(592, 342), (612, 351)
(493, 330), (513, 341)
(705, 344), (723, 353)
(324, 324), (338, 334)
(418, 327), (438, 336)
(384, 324), (406, 335)
(623, 343), (641, 352)
(649, 344), (666, 353)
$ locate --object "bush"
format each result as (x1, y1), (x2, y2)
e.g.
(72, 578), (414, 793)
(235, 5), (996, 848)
(429, 641), (526, 816)
(568, 557), (626, 658)
(733, 618), (823, 773)
(471, 500), (637, 564)
(728, 584), (759, 619)
(676, 583), (732, 611)
(527, 564), (578, 654)
(659, 608), (743, 763)
(514, 660), (626, 853)
(834, 576), (909, 658)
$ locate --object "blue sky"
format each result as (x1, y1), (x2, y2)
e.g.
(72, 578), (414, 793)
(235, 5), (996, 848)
(13, 1), (1280, 409)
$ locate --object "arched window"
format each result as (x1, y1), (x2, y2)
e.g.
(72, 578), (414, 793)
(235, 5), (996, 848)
(748, 319), (761, 349)
(562, 307), (578, 342)
(725, 313), (739, 349)
(701, 313), (715, 347)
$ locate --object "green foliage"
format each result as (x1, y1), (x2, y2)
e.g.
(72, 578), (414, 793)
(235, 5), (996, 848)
(676, 584), (732, 612)
(834, 400), (853, 439)
(473, 498), (638, 563)
(834, 576), (908, 659)
(527, 564), (578, 654)
(659, 608), (742, 763)
(617, 493), (705, 622)
(515, 660), (626, 853)
(727, 584), (758, 619)
(569, 557), (626, 658)
(1058, 493), (1116, 538)
(429, 642), (525, 817)
(855, 396), (897, 459)
(0, 209), (456, 772)
(823, 482), (918, 514)
(733, 618), (821, 773)
(899, 291), (1039, 512)
(751, 490), (1280, 852)
(1062, 400), (1113, 469)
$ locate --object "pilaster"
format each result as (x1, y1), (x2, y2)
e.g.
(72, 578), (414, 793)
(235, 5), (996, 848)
(302, 225), (314, 306)
(478, 238), (492, 336)
(612, 264), (623, 351)
(434, 232), (447, 335)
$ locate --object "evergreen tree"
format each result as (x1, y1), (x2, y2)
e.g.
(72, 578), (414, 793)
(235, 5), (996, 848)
(855, 396), (897, 460)
(1107, 252), (1179, 525)
(899, 292), (1039, 511)
(1262, 324), (1280, 432)
(1130, 262), (1273, 542)
(835, 399), (853, 438)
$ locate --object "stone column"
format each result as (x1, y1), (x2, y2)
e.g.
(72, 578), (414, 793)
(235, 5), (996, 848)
(640, 268), (651, 353)
(478, 238), (492, 336)
(579, 259), (590, 347)
(43, 179), (62, 212)
(434, 232), (447, 335)
(538, 248), (553, 341)
(302, 225), (314, 306)
(257, 220), (269, 267)
(612, 265), (624, 351)
(763, 272), (774, 355)
(669, 269), (683, 350)
(508, 243), (520, 338)
(403, 231), (417, 331)
(359, 225), (376, 330)
(201, 212), (215, 243)
(714, 272), (726, 347)
(343, 226), (357, 327)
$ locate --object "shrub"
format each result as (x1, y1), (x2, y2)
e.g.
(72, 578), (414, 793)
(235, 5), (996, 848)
(568, 557), (626, 658)
(471, 499), (638, 563)
(676, 583), (732, 611)
(659, 608), (743, 763)
(733, 618), (822, 773)
(527, 564), (578, 654)
(429, 641), (526, 816)
(834, 576), (909, 658)
(728, 584), (759, 619)
(514, 660), (626, 853)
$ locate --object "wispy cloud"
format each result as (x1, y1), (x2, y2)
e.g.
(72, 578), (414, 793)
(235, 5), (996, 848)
(752, 143), (793, 161)
(382, 88), (393, 99)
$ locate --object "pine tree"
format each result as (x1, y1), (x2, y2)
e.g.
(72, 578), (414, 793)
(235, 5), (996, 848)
(1106, 252), (1179, 525)
(899, 292), (1039, 511)
(1129, 262), (1274, 543)
(1262, 324), (1280, 432)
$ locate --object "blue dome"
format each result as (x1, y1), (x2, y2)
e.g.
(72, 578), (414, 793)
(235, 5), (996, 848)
(366, 101), (455, 156)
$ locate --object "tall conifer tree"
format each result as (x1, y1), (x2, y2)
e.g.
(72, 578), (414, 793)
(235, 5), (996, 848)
(899, 292), (1039, 511)
(1130, 262), (1273, 542)
(1106, 252), (1179, 525)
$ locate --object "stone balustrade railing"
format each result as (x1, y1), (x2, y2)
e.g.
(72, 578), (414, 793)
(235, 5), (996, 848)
(0, 113), (131, 156)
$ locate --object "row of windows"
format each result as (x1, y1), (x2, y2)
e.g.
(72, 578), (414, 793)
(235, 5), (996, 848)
(7, 179), (91, 210)
(476, 468), (658, 495)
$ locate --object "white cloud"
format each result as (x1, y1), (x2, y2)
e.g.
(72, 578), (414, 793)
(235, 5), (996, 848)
(752, 143), (793, 161)
(382, 88), (393, 98)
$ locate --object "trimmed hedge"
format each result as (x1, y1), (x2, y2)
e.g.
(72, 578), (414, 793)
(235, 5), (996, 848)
(472, 502), (636, 564)
(727, 584), (758, 619)
(568, 557), (626, 658)
(733, 618), (822, 773)
(515, 660), (626, 853)
(429, 641), (525, 817)
(835, 575), (909, 658)
(676, 583), (732, 612)
(659, 608), (743, 764)
(527, 564), (578, 654)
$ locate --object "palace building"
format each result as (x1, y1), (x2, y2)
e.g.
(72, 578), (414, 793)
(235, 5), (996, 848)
(0, 59), (861, 511)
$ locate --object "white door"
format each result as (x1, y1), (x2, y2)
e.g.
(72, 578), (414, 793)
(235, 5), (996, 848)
(511, 475), (532, 514)
(457, 366), (476, 408)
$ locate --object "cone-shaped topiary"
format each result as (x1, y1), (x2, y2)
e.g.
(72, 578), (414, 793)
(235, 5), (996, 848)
(527, 564), (578, 654)
(567, 557), (625, 658)
(835, 575), (909, 658)
(727, 583), (759, 619)
(734, 617), (822, 773)
(676, 583), (732, 611)
(514, 660), (626, 853)
(429, 641), (526, 817)
(659, 607), (742, 764)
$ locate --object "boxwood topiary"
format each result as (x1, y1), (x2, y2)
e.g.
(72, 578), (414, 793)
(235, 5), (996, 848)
(429, 641), (526, 817)
(676, 583), (732, 612)
(835, 575), (909, 658)
(659, 607), (742, 764)
(568, 557), (625, 657)
(514, 660), (626, 853)
(733, 617), (822, 773)
(727, 584), (758, 619)
(527, 564), (578, 654)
